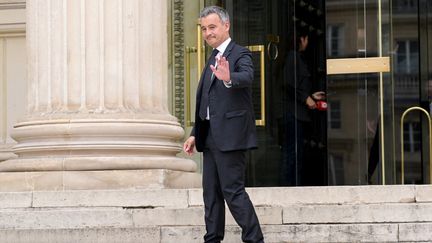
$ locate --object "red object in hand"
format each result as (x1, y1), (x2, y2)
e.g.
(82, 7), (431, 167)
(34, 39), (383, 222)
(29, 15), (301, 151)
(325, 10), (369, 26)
(316, 101), (327, 111)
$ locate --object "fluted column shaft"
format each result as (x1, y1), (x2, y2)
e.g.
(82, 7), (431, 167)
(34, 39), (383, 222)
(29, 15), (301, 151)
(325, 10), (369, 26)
(27, 0), (168, 116)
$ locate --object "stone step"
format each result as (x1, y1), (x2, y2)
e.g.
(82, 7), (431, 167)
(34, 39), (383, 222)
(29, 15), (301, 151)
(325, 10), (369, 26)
(0, 207), (279, 230)
(1, 186), (432, 242)
(1, 185), (431, 209)
(1, 202), (432, 230)
(0, 227), (160, 243)
(137, 203), (432, 225)
(0, 223), (431, 243)
(283, 203), (432, 224)
(163, 223), (432, 242)
(0, 189), (190, 209)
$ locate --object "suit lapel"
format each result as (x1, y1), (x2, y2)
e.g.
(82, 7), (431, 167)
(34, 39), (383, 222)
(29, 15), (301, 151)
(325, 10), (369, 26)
(196, 52), (215, 100)
(222, 40), (235, 59)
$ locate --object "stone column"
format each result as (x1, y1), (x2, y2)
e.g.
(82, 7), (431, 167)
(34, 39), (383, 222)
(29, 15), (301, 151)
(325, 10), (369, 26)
(0, 145), (16, 161)
(0, 0), (199, 191)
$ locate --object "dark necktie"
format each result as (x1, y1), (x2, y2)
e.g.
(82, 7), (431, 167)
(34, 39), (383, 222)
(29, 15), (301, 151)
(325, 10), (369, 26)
(199, 49), (219, 120)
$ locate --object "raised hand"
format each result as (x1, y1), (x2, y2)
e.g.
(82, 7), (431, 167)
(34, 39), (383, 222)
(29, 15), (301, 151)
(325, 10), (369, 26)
(210, 56), (230, 82)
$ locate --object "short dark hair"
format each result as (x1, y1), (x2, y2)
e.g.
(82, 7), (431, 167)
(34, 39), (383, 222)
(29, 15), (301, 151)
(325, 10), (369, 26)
(199, 6), (230, 23)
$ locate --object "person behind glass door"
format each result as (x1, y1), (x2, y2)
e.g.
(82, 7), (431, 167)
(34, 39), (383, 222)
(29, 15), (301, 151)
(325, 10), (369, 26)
(367, 118), (380, 184)
(183, 6), (264, 243)
(280, 31), (326, 186)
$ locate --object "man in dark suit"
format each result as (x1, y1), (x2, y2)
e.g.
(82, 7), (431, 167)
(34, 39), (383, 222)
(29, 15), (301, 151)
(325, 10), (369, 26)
(183, 5), (264, 243)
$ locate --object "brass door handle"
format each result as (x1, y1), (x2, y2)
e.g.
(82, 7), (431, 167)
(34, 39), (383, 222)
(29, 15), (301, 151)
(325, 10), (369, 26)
(266, 34), (279, 61)
(197, 22), (204, 80)
(400, 107), (432, 184)
(185, 46), (197, 127)
(266, 41), (279, 61)
(326, 57), (390, 74)
(184, 22), (204, 127)
(246, 45), (266, 126)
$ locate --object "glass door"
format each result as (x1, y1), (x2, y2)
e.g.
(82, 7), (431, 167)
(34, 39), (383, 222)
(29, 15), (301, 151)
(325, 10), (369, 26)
(326, 0), (431, 185)
(227, 0), (285, 186)
(325, 0), (388, 185)
(225, 0), (327, 186)
(176, 0), (432, 186)
(394, 0), (431, 184)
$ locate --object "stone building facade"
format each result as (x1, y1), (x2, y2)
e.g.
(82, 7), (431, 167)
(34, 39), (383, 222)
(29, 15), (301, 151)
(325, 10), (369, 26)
(1, 0), (432, 189)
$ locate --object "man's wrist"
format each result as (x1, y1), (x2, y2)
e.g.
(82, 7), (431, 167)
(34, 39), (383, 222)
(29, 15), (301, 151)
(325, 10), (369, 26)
(223, 80), (232, 88)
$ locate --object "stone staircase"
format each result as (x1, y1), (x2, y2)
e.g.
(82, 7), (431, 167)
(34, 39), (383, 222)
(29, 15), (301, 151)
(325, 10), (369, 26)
(0, 185), (431, 242)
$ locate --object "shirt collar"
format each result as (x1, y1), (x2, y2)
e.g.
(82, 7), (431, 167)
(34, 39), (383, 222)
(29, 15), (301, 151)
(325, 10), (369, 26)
(215, 37), (231, 55)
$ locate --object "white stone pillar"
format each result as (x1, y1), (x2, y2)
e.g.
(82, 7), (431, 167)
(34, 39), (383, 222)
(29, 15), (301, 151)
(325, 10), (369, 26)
(0, 0), (199, 191)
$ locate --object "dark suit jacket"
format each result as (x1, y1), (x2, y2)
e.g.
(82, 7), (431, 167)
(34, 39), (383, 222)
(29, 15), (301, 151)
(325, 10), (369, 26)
(191, 40), (257, 152)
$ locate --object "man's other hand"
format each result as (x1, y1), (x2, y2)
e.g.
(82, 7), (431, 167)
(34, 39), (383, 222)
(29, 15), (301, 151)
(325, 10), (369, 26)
(183, 136), (196, 156)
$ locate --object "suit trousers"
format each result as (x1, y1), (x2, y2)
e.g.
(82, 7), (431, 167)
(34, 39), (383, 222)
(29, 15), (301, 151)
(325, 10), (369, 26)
(202, 122), (264, 243)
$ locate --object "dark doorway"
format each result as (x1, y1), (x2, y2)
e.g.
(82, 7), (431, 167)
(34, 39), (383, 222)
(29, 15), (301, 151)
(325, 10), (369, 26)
(219, 0), (327, 186)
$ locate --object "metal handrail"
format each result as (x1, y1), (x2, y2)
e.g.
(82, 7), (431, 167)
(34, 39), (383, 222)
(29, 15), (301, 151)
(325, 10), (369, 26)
(400, 106), (432, 184)
(184, 46), (197, 127)
(246, 45), (266, 126)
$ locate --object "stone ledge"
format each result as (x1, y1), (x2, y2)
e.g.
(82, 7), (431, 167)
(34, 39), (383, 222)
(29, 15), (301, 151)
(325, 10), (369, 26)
(0, 208), (133, 229)
(1, 223), (432, 242)
(0, 169), (201, 192)
(32, 189), (190, 208)
(2, 203), (432, 230)
(189, 185), (417, 206)
(0, 227), (160, 243)
(399, 223), (432, 241)
(0, 185), (429, 209)
(0, 206), (281, 229)
(0, 192), (32, 208)
(133, 206), (282, 226)
(283, 203), (432, 224)
(415, 185), (432, 202)
(161, 224), (399, 243)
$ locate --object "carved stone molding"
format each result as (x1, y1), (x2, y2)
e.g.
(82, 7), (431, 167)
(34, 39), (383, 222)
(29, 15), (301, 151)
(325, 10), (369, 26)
(172, 0), (185, 127)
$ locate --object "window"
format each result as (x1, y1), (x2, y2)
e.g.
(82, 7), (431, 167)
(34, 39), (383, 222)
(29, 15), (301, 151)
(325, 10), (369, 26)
(328, 100), (341, 129)
(395, 40), (419, 74)
(403, 122), (421, 152)
(327, 25), (344, 57)
(394, 0), (417, 12)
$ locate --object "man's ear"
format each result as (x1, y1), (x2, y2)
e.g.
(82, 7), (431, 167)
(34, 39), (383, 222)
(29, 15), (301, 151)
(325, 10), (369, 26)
(224, 22), (230, 32)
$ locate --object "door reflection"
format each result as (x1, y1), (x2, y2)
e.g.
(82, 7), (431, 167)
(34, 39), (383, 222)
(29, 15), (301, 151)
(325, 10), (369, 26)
(211, 0), (429, 186)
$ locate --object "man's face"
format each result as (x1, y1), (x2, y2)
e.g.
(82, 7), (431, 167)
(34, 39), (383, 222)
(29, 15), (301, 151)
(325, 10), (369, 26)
(200, 13), (230, 48)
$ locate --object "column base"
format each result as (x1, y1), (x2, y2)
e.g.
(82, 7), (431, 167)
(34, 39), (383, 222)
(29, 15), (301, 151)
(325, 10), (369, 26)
(0, 156), (197, 172)
(0, 169), (202, 192)
(0, 144), (17, 162)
